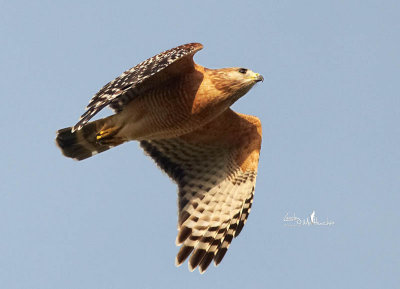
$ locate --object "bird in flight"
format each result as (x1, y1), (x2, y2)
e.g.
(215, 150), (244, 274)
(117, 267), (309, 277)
(56, 43), (263, 273)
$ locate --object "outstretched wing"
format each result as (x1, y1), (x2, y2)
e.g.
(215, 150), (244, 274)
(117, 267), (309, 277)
(73, 43), (203, 132)
(140, 109), (262, 273)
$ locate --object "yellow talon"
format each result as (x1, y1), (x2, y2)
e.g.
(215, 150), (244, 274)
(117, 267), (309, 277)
(96, 127), (119, 141)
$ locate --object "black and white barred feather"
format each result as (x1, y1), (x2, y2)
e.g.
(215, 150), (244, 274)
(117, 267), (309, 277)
(140, 138), (256, 273)
(72, 43), (203, 132)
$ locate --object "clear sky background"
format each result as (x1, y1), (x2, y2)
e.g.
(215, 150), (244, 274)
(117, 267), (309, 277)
(1, 1), (399, 288)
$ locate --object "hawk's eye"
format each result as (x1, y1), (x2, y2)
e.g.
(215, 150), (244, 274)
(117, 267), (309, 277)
(238, 68), (247, 74)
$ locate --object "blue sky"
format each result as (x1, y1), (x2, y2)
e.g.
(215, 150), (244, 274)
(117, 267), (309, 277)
(1, 0), (399, 288)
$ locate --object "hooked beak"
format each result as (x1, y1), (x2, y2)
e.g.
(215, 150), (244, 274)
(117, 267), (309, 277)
(254, 73), (264, 82)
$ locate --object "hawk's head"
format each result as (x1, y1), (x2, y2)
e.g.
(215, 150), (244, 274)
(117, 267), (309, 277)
(207, 67), (263, 104)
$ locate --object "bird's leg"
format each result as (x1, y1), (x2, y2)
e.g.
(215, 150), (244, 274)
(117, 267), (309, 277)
(96, 126), (123, 146)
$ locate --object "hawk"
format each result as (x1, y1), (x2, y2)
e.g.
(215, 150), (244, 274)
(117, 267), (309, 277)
(56, 43), (263, 273)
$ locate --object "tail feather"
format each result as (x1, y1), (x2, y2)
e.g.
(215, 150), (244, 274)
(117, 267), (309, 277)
(56, 118), (122, 161)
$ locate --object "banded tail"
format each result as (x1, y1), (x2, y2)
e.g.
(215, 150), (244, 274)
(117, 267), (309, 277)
(56, 117), (124, 161)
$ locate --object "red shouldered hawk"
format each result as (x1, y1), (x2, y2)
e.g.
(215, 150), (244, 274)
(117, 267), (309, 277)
(56, 43), (263, 273)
